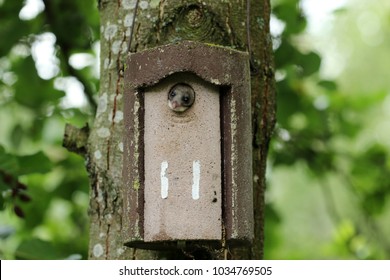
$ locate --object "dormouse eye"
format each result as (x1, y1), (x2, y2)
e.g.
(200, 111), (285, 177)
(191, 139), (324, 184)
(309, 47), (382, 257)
(169, 91), (176, 98)
(182, 95), (189, 103)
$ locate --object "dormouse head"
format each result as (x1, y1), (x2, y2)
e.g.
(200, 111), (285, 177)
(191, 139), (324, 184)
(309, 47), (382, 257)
(167, 83), (195, 112)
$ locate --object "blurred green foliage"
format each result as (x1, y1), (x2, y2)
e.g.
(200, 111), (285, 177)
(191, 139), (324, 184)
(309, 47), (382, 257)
(266, 0), (390, 259)
(0, 0), (389, 259)
(0, 0), (98, 259)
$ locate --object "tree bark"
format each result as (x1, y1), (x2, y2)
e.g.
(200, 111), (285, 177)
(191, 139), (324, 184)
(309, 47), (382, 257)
(84, 0), (275, 260)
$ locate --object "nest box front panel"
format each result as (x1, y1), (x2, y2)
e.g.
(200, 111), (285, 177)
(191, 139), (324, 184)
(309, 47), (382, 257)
(143, 73), (222, 242)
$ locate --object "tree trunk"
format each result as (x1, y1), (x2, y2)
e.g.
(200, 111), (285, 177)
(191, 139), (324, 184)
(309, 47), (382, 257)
(84, 0), (275, 260)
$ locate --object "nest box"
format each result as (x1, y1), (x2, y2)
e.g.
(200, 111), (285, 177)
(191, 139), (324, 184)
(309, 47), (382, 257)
(123, 41), (253, 249)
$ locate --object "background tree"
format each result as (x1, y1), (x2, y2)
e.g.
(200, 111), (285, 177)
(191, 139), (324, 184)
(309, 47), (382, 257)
(1, 0), (389, 260)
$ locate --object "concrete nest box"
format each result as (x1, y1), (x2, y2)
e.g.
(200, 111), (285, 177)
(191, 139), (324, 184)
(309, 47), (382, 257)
(122, 41), (253, 250)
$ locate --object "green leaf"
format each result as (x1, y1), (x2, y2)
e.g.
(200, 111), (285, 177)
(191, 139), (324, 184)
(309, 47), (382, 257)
(274, 40), (300, 68)
(17, 151), (53, 175)
(0, 145), (18, 174)
(298, 51), (321, 76)
(0, 1), (31, 56)
(10, 124), (24, 149)
(15, 239), (68, 260)
(13, 56), (64, 109)
(0, 192), (5, 210)
(318, 80), (338, 91)
(273, 1), (307, 35)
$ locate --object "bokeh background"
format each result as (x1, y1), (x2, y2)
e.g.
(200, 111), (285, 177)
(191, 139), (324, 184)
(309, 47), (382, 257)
(0, 0), (389, 259)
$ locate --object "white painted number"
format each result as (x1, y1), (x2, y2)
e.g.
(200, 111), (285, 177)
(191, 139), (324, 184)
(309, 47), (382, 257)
(192, 160), (200, 200)
(160, 160), (201, 200)
(160, 161), (169, 199)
